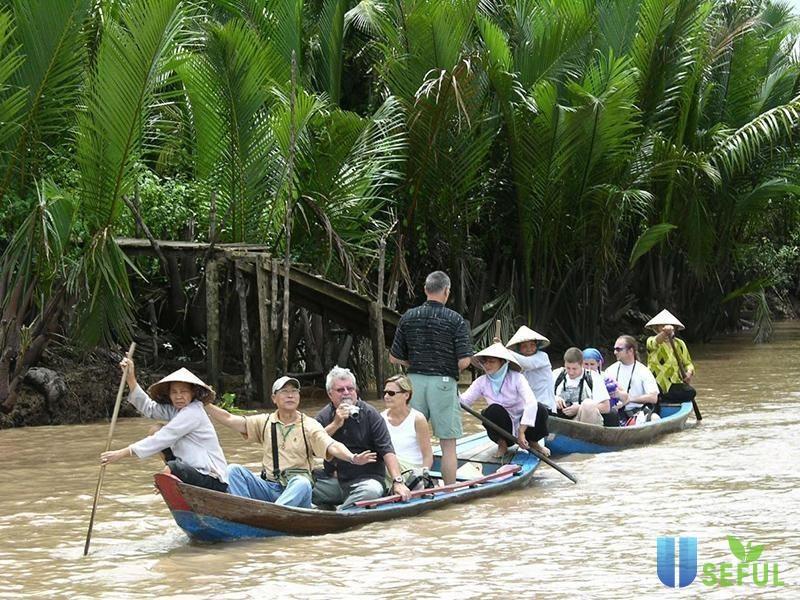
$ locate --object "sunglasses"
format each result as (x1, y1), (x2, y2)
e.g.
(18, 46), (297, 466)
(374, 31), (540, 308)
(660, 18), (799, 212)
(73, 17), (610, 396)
(334, 385), (356, 393)
(382, 389), (406, 396)
(613, 346), (630, 352)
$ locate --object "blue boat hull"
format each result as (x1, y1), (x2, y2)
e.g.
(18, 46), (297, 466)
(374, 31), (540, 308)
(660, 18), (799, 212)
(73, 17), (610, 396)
(545, 402), (694, 455)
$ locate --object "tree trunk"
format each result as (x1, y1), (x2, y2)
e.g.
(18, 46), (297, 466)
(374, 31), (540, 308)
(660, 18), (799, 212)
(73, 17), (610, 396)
(205, 258), (222, 394)
(256, 255), (276, 405)
(368, 302), (385, 392)
(235, 265), (254, 403)
(336, 334), (353, 368)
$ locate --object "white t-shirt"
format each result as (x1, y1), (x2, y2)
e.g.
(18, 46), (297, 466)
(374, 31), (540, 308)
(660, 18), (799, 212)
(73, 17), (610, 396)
(603, 361), (659, 410)
(551, 368), (610, 404)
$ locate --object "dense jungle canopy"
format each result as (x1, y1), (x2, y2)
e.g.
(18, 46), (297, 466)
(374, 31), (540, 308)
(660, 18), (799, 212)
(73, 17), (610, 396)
(2, 0), (800, 412)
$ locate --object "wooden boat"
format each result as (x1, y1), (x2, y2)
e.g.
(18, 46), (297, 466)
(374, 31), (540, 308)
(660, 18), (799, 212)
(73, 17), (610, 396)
(545, 402), (694, 455)
(154, 432), (540, 542)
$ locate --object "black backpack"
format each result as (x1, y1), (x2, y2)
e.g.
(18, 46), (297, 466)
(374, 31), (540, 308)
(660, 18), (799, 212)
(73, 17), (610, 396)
(553, 369), (594, 404)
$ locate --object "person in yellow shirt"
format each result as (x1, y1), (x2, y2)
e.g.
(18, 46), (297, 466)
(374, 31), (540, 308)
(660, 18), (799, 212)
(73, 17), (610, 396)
(645, 309), (695, 404)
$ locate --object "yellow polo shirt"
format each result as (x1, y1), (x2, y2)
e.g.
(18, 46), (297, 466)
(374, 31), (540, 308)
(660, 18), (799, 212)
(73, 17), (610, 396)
(243, 412), (334, 483)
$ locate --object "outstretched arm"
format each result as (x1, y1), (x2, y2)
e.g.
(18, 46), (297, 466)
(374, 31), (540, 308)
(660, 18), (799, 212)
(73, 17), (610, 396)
(325, 441), (377, 465)
(204, 403), (247, 434)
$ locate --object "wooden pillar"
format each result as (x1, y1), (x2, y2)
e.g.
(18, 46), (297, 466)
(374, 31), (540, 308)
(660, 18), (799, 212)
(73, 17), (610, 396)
(368, 301), (385, 395)
(370, 238), (387, 392)
(270, 258), (279, 332)
(322, 307), (333, 370)
(235, 263), (254, 403)
(256, 255), (276, 404)
(205, 257), (222, 394)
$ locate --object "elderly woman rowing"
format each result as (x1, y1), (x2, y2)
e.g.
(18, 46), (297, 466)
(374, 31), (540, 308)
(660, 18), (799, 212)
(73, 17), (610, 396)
(459, 343), (550, 457)
(99, 358), (228, 492)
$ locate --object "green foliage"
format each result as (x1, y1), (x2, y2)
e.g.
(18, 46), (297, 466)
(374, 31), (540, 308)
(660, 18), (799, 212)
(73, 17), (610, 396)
(218, 391), (248, 414)
(3, 0), (800, 358)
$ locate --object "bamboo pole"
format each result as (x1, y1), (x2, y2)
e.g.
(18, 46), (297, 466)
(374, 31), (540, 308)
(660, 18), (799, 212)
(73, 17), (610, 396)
(83, 342), (136, 556)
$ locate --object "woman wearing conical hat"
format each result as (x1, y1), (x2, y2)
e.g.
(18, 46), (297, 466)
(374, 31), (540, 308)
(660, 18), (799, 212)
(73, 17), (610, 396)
(99, 358), (228, 492)
(506, 326), (555, 412)
(459, 343), (551, 458)
(645, 309), (696, 401)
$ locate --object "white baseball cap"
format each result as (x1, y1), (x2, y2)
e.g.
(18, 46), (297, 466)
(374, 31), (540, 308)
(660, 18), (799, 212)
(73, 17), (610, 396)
(271, 376), (301, 394)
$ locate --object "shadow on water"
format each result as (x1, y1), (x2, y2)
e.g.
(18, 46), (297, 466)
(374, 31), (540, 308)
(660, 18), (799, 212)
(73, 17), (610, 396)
(1, 323), (798, 598)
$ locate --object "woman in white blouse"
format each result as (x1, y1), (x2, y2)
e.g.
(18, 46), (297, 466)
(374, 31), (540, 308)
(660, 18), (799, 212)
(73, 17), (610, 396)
(100, 358), (228, 492)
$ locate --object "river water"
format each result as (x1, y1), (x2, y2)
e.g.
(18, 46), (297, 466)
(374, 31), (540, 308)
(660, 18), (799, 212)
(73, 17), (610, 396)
(1, 324), (798, 599)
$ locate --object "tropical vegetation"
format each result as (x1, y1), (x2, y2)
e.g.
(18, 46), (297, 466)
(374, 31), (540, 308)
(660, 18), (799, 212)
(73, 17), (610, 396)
(1, 0), (800, 411)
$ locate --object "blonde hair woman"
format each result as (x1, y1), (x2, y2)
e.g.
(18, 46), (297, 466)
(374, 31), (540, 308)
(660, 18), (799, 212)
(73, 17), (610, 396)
(381, 375), (433, 473)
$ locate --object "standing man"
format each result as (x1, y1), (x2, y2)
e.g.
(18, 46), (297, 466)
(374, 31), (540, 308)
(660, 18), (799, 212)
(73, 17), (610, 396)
(205, 376), (376, 508)
(389, 271), (474, 485)
(313, 366), (411, 510)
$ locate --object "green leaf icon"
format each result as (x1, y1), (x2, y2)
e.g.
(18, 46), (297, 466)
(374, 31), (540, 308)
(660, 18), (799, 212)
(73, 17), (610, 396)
(745, 544), (764, 563)
(728, 536), (747, 561)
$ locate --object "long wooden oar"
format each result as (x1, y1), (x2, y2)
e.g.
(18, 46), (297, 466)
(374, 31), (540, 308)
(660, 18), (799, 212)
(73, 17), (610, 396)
(459, 402), (577, 484)
(84, 342), (136, 556)
(666, 336), (702, 421)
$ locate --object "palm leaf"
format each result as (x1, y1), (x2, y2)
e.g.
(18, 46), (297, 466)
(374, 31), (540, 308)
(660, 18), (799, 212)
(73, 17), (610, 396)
(178, 18), (278, 242)
(711, 100), (800, 178)
(1, 180), (75, 311)
(629, 222), (676, 266)
(316, 0), (347, 105)
(0, 7), (26, 150)
(73, 0), (188, 346)
(1, 0), (92, 197)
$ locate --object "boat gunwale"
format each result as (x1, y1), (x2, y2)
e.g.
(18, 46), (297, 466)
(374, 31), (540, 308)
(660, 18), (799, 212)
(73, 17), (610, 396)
(546, 401), (693, 449)
(156, 445), (540, 538)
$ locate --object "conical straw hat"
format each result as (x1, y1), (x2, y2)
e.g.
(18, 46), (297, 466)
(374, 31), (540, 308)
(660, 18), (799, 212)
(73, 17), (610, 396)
(475, 342), (521, 371)
(645, 309), (685, 331)
(147, 368), (216, 404)
(506, 325), (551, 350)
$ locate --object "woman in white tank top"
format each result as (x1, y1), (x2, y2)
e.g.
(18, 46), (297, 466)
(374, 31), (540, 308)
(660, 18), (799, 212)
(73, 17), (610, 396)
(381, 375), (433, 471)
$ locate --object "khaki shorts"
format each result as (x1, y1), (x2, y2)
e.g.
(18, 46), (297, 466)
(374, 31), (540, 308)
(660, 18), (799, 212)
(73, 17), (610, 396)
(408, 373), (462, 439)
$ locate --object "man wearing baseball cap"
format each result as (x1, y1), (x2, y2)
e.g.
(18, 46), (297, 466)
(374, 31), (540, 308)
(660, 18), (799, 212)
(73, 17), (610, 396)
(205, 376), (376, 508)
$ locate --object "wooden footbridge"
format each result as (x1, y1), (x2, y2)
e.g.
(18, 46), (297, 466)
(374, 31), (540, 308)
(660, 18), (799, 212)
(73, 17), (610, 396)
(116, 238), (401, 401)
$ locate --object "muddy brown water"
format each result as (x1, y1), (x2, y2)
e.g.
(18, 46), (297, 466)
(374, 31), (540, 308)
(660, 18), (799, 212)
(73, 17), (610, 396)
(1, 324), (798, 599)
